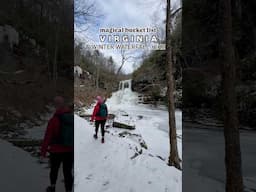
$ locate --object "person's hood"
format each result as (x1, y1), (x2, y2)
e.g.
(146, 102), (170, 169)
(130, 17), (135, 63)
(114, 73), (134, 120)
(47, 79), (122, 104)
(96, 96), (104, 104)
(54, 106), (72, 115)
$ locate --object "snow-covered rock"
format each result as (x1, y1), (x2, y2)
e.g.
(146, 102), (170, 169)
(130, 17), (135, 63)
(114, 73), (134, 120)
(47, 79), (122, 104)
(74, 65), (83, 77)
(29, 38), (36, 47)
(0, 25), (19, 50)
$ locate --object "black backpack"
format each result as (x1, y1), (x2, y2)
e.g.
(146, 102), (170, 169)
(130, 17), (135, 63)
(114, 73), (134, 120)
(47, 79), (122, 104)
(53, 112), (74, 147)
(97, 103), (108, 117)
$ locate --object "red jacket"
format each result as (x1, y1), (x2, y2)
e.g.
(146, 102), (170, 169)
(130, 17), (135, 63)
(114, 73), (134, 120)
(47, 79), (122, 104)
(41, 107), (73, 157)
(91, 102), (108, 121)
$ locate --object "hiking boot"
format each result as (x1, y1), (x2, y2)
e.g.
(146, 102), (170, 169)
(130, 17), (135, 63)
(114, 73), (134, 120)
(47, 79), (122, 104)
(93, 134), (98, 139)
(46, 186), (55, 192)
(101, 137), (105, 143)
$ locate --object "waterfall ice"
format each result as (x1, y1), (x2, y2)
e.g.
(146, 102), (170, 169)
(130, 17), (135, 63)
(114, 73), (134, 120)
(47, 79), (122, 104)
(107, 79), (138, 107)
(119, 79), (132, 90)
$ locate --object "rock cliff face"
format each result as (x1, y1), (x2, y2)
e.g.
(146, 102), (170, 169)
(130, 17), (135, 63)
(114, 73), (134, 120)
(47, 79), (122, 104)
(0, 0), (74, 131)
(182, 0), (256, 129)
(132, 50), (182, 107)
(183, 65), (256, 128)
(132, 72), (166, 106)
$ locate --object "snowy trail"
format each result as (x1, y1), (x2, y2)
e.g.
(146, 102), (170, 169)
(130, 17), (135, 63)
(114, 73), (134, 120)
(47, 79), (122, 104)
(0, 139), (65, 192)
(75, 116), (181, 192)
(75, 80), (182, 192)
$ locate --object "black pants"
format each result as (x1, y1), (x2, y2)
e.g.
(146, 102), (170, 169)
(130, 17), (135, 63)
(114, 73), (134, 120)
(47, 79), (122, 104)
(95, 120), (106, 137)
(50, 152), (73, 191)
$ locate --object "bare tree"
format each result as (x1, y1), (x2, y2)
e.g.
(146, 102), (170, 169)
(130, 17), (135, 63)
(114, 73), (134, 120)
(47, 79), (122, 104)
(116, 49), (132, 75)
(52, 0), (62, 85)
(107, 56), (116, 73)
(116, 49), (145, 75)
(219, 0), (243, 191)
(74, 0), (102, 33)
(166, 0), (181, 170)
(93, 50), (100, 89)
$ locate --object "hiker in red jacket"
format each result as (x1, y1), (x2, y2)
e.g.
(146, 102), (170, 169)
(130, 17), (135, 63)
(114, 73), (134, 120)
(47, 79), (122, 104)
(41, 96), (74, 192)
(91, 96), (108, 143)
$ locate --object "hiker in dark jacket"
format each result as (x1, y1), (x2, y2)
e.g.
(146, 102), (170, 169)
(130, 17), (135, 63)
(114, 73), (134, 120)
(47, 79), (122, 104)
(91, 96), (108, 143)
(41, 96), (74, 192)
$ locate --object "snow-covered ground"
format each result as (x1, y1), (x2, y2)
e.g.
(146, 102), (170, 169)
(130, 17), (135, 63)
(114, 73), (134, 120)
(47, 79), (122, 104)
(0, 139), (65, 192)
(75, 80), (182, 192)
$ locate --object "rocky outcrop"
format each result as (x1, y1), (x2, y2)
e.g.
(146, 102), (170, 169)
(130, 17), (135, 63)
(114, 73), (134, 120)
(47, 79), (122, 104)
(183, 68), (221, 108)
(0, 25), (19, 50)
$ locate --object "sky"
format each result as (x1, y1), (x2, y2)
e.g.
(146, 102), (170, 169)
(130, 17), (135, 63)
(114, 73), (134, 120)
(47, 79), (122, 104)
(75, 0), (181, 74)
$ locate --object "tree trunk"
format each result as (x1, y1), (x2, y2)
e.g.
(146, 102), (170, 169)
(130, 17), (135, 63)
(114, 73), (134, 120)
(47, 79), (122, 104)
(166, 0), (181, 170)
(117, 52), (125, 75)
(46, 50), (51, 80)
(219, 0), (243, 191)
(96, 63), (99, 90)
(116, 59), (124, 75)
(53, 28), (59, 85)
(233, 0), (242, 20)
